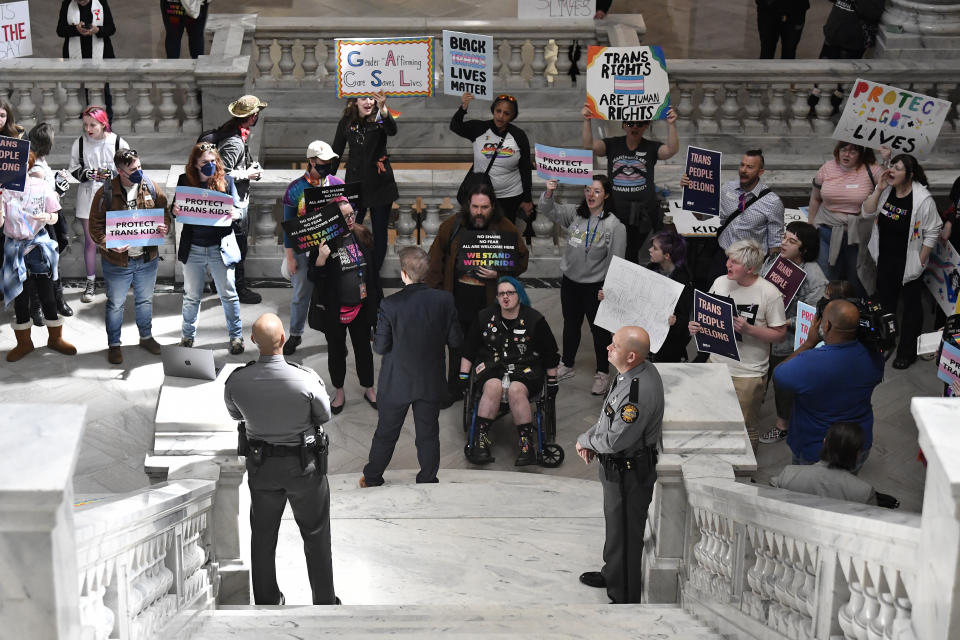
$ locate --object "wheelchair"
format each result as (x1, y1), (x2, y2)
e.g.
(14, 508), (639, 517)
(461, 363), (564, 468)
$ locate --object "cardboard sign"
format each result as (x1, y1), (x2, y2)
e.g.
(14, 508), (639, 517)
(938, 342), (960, 386)
(595, 256), (684, 353)
(443, 30), (494, 99)
(455, 230), (519, 274)
(681, 146), (721, 216)
(105, 208), (166, 249)
(833, 79), (951, 156)
(281, 200), (350, 254)
(764, 255), (807, 309)
(336, 37), (434, 98)
(174, 186), (233, 226)
(535, 144), (594, 185)
(0, 1), (31, 60)
(693, 290), (740, 361)
(923, 239), (960, 316)
(669, 200), (719, 237)
(517, 0), (596, 19)
(794, 301), (817, 351)
(0, 135), (29, 192)
(585, 45), (670, 121)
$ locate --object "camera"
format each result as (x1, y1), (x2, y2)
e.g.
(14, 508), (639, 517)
(815, 296), (897, 354)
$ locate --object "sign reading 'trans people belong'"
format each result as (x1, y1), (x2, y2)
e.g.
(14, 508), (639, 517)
(585, 45), (670, 121)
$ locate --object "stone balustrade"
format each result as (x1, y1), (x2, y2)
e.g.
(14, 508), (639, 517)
(73, 480), (218, 640)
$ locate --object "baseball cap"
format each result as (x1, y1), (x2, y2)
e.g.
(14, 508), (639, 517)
(306, 140), (338, 160)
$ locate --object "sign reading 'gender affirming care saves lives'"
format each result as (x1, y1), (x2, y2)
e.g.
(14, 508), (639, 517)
(535, 144), (593, 185)
(105, 209), (166, 249)
(336, 37), (434, 98)
(833, 78), (951, 156)
(585, 45), (670, 121)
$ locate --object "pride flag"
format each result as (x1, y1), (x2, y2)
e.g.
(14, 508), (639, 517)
(614, 75), (644, 95)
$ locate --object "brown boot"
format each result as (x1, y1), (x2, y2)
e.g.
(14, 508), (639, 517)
(7, 322), (35, 362)
(46, 323), (77, 356)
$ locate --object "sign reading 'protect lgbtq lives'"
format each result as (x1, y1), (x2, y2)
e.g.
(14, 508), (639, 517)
(336, 37), (434, 98)
(585, 45), (670, 121)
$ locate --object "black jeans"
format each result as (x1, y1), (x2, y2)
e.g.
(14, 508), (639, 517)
(876, 276), (925, 361)
(15, 275), (58, 325)
(560, 276), (609, 373)
(756, 2), (807, 59)
(324, 315), (375, 388)
(363, 399), (442, 484)
(355, 203), (393, 273)
(161, 0), (209, 59)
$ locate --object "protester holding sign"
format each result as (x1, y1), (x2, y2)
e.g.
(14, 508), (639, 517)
(68, 105), (130, 304)
(759, 221), (827, 445)
(450, 93), (534, 226)
(282, 140), (353, 356)
(331, 91), (398, 273)
(173, 143), (244, 354)
(860, 154), (942, 370)
(808, 142), (889, 298)
(2, 151), (76, 362)
(307, 198), (381, 415)
(88, 148), (170, 365)
(688, 239), (786, 452)
(583, 102), (679, 264)
(647, 231), (693, 362)
(539, 176), (625, 395)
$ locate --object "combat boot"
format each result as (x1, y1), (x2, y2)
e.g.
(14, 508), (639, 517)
(470, 418), (495, 465)
(515, 423), (536, 467)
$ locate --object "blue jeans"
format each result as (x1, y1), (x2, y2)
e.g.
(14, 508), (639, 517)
(817, 225), (865, 298)
(288, 252), (311, 336)
(103, 255), (160, 346)
(181, 243), (242, 340)
(792, 447), (870, 474)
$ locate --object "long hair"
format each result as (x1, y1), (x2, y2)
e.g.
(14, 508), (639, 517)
(457, 182), (503, 226)
(341, 98), (380, 128)
(350, 221), (374, 251)
(0, 98), (20, 138)
(185, 143), (227, 192)
(575, 174), (617, 219)
(81, 105), (111, 134)
(889, 153), (929, 187)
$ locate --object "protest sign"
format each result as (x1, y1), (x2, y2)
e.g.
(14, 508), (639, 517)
(281, 201), (350, 254)
(681, 146), (721, 216)
(517, 0), (596, 19)
(455, 230), (519, 274)
(833, 79), (951, 156)
(937, 342), (960, 386)
(0, 1), (31, 60)
(0, 135), (29, 192)
(174, 186), (234, 226)
(794, 301), (817, 351)
(312, 182), (361, 205)
(535, 144), (593, 185)
(336, 37), (434, 98)
(442, 30), (494, 99)
(923, 239), (960, 316)
(764, 255), (807, 308)
(585, 45), (670, 121)
(105, 209), (166, 249)
(595, 256), (684, 353)
(693, 290), (740, 360)
(784, 207), (809, 225)
(669, 200), (719, 237)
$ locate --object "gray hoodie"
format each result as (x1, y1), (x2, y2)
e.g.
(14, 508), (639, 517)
(538, 192), (627, 283)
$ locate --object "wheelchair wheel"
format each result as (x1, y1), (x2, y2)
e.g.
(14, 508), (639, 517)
(540, 443), (564, 468)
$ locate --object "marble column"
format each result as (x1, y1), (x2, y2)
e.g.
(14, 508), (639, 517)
(876, 1), (960, 58)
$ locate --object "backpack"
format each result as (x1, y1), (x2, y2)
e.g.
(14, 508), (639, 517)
(77, 134), (121, 171)
(197, 124), (233, 146)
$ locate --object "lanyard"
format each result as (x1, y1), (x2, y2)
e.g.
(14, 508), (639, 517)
(584, 216), (601, 252)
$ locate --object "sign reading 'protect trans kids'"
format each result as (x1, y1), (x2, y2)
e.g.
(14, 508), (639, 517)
(832, 78), (951, 156)
(585, 45), (670, 121)
(336, 37), (434, 98)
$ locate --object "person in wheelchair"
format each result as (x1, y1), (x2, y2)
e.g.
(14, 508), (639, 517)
(460, 276), (560, 466)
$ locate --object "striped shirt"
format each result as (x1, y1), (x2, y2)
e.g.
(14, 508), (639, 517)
(718, 180), (784, 251)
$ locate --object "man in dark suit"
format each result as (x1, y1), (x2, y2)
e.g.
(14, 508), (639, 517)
(360, 246), (463, 486)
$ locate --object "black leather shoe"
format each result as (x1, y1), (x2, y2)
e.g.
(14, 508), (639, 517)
(892, 355), (916, 370)
(283, 335), (302, 356)
(579, 571), (606, 588)
(237, 287), (262, 304)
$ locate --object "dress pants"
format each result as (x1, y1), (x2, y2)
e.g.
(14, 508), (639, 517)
(363, 399), (442, 484)
(600, 462), (657, 604)
(247, 455), (336, 605)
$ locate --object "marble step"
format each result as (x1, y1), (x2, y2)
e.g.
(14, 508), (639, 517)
(193, 604), (726, 639)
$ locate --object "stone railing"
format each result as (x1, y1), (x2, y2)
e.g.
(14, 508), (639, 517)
(250, 17), (613, 90)
(73, 480), (218, 640)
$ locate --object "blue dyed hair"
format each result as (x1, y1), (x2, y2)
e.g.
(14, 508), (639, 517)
(497, 276), (530, 307)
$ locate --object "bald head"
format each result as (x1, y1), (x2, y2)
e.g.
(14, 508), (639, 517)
(608, 326), (651, 373)
(251, 313), (286, 354)
(824, 300), (860, 335)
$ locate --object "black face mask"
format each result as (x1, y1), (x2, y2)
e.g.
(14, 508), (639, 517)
(310, 162), (331, 178)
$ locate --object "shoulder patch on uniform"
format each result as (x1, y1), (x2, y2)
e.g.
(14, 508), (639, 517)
(620, 404), (639, 423)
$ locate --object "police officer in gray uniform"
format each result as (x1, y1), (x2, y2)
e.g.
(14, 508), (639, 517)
(224, 312), (337, 605)
(576, 325), (663, 604)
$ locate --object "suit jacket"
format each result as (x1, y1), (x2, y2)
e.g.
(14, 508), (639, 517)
(374, 283), (462, 405)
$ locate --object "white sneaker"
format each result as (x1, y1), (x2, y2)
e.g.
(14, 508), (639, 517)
(81, 279), (95, 303)
(557, 364), (575, 380)
(591, 372), (610, 396)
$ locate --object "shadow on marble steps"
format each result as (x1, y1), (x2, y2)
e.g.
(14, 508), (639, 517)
(194, 604), (726, 639)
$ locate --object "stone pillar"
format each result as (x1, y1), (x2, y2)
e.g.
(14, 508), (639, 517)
(876, 1), (960, 59)
(0, 404), (86, 640)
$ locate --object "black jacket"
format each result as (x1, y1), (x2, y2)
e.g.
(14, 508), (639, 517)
(57, 0), (116, 58)
(307, 232), (382, 331)
(373, 283), (462, 405)
(330, 113), (399, 209)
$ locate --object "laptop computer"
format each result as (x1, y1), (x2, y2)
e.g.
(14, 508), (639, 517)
(161, 345), (220, 381)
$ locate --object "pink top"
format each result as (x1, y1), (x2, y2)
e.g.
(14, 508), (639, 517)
(814, 160), (882, 216)
(1, 176), (61, 240)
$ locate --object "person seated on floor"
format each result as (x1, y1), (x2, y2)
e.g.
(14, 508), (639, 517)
(770, 422), (877, 505)
(460, 276), (560, 466)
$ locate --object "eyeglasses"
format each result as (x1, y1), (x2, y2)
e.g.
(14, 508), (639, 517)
(197, 143), (217, 152)
(497, 290), (518, 298)
(583, 188), (604, 196)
